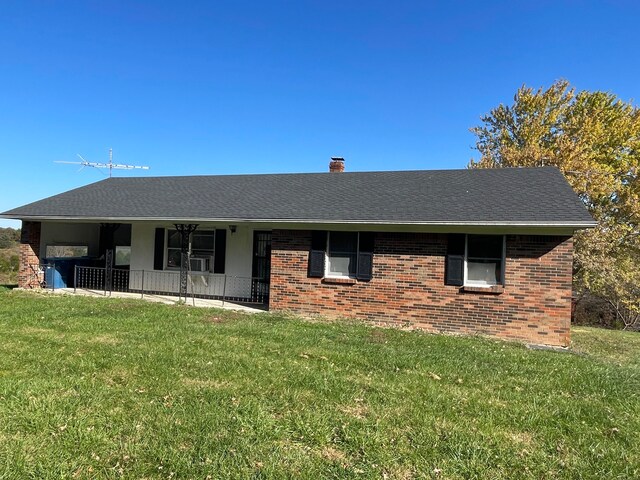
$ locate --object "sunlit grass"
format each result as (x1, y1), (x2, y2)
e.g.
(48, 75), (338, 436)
(0, 290), (638, 479)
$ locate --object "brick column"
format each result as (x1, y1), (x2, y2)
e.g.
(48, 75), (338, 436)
(18, 221), (42, 289)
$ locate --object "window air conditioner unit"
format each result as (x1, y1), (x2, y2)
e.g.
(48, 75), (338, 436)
(189, 257), (209, 272)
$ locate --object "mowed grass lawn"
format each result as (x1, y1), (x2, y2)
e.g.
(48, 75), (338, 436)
(0, 290), (638, 479)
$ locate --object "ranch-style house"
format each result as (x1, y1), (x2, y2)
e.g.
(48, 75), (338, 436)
(1, 158), (595, 346)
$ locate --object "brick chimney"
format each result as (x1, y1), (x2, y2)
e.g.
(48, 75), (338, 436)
(329, 157), (345, 173)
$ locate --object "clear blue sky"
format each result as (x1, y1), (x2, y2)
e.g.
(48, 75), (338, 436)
(1, 0), (639, 228)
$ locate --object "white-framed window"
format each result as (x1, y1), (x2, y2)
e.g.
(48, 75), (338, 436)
(166, 229), (215, 272)
(325, 231), (359, 278)
(464, 234), (506, 287)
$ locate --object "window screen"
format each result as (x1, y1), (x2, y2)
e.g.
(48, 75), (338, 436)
(466, 235), (504, 286)
(327, 231), (358, 277)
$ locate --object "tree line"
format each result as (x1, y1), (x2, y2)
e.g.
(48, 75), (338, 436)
(0, 227), (20, 249)
(470, 80), (639, 330)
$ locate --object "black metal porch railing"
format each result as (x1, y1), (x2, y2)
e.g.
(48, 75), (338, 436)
(72, 266), (269, 306)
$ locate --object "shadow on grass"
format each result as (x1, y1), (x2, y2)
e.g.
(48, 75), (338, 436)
(0, 284), (18, 290)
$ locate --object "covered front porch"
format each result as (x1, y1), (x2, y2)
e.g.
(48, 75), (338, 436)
(22, 220), (272, 308)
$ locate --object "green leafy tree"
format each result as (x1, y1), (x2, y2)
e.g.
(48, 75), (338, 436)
(470, 80), (640, 329)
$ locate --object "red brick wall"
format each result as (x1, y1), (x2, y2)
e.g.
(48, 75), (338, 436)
(18, 221), (42, 289)
(270, 230), (573, 347)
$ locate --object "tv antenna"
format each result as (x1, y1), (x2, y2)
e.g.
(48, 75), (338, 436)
(55, 148), (150, 177)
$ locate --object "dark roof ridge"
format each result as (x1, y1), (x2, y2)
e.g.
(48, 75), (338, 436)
(100, 165), (559, 181)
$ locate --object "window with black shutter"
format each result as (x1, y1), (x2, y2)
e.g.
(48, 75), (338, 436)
(466, 234), (505, 286)
(313, 231), (375, 280)
(446, 234), (506, 287)
(327, 231), (358, 277)
(163, 228), (222, 273)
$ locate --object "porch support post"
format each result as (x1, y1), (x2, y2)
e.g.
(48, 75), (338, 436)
(100, 223), (119, 296)
(105, 249), (113, 295)
(174, 224), (198, 301)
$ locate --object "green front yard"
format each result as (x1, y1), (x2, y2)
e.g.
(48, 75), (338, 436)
(0, 290), (638, 479)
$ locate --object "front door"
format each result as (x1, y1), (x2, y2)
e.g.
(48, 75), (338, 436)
(251, 231), (271, 303)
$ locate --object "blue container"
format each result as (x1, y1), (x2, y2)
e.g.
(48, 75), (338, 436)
(44, 258), (96, 289)
(44, 263), (66, 288)
(44, 259), (79, 289)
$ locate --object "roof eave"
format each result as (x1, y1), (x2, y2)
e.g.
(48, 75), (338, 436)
(0, 213), (597, 229)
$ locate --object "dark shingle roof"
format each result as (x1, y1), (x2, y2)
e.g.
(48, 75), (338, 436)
(1, 167), (595, 226)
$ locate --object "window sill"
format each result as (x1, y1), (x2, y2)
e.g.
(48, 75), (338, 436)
(462, 285), (504, 294)
(322, 277), (357, 285)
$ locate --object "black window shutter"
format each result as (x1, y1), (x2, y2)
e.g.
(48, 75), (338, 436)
(501, 237), (506, 286)
(214, 229), (226, 274)
(356, 232), (375, 280)
(154, 228), (165, 270)
(356, 252), (373, 281)
(445, 254), (464, 286)
(445, 233), (465, 286)
(308, 230), (327, 278)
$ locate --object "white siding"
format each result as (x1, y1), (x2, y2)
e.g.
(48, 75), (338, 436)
(40, 222), (100, 258)
(225, 224), (253, 278)
(128, 222), (257, 298)
(130, 223), (156, 271)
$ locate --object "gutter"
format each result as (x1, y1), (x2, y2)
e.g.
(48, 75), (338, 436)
(0, 214), (598, 229)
